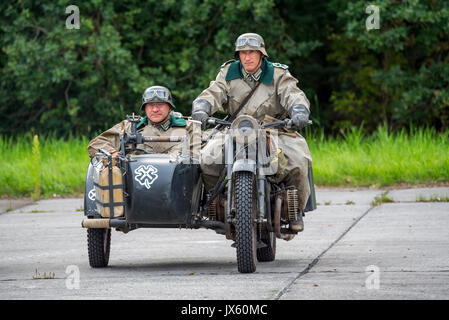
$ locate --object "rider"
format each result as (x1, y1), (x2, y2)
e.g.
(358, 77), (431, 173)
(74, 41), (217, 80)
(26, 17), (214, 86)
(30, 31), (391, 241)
(191, 33), (312, 232)
(88, 85), (200, 159)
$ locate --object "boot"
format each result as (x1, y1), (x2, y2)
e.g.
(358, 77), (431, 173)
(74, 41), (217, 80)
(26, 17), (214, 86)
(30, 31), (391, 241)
(289, 211), (304, 232)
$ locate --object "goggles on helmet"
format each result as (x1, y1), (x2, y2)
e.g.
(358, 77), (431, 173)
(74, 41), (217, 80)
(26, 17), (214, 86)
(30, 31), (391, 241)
(236, 37), (264, 49)
(143, 88), (169, 102)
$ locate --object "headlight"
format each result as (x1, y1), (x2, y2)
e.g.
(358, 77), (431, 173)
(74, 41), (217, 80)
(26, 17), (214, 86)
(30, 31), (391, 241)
(238, 120), (254, 133)
(230, 115), (259, 144)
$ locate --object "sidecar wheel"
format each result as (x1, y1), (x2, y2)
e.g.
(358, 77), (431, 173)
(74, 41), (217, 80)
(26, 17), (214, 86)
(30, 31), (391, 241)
(87, 228), (111, 268)
(234, 172), (257, 273)
(257, 229), (276, 262)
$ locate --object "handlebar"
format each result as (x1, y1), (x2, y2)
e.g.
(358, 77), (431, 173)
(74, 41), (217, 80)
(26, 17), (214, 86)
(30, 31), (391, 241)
(98, 148), (112, 157)
(261, 119), (312, 129)
(207, 118), (232, 126)
(141, 136), (186, 143)
(206, 117), (312, 130)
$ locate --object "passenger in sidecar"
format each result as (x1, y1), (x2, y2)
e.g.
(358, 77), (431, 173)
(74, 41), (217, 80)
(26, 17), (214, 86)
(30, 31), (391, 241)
(87, 85), (200, 158)
(82, 86), (202, 267)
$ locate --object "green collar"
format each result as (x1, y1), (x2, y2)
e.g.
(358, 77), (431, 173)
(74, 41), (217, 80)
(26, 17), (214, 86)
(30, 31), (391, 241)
(169, 113), (187, 127)
(225, 58), (274, 85)
(136, 114), (186, 130)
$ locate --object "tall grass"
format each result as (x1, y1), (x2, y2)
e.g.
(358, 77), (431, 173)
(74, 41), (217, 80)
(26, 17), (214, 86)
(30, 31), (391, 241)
(308, 125), (449, 187)
(0, 134), (90, 197)
(0, 127), (448, 198)
(31, 135), (40, 199)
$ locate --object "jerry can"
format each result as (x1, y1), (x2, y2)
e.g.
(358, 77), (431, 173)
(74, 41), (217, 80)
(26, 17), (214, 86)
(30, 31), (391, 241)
(94, 158), (124, 218)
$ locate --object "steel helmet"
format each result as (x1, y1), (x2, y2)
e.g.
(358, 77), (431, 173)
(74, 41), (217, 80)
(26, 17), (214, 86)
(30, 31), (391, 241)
(234, 33), (268, 58)
(140, 85), (175, 110)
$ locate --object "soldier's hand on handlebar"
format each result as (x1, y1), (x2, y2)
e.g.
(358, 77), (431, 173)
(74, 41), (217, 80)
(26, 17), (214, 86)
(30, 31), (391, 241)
(289, 104), (311, 130)
(291, 113), (310, 130)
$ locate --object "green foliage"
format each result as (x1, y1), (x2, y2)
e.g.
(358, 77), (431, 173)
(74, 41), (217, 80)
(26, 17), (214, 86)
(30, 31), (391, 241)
(308, 126), (449, 187)
(0, 134), (90, 197)
(0, 0), (320, 136)
(328, 0), (449, 132)
(0, 0), (448, 136)
(31, 134), (40, 198)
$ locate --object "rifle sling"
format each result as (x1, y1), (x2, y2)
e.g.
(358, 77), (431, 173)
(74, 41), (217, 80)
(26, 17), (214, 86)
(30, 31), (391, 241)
(228, 81), (261, 122)
(213, 81), (261, 133)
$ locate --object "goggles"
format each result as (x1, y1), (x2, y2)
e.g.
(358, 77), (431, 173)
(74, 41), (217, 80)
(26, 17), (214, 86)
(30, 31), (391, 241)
(143, 89), (169, 101)
(236, 37), (264, 48)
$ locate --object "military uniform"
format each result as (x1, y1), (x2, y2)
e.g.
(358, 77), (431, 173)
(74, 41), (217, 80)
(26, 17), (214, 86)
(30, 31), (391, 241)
(87, 113), (201, 159)
(194, 58), (312, 210)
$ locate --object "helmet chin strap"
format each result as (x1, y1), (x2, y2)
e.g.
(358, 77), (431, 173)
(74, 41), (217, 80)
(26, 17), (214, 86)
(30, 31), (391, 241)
(256, 55), (263, 70)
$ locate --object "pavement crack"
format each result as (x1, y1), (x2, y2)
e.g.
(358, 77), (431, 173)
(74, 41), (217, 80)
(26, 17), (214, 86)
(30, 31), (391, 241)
(0, 278), (21, 282)
(274, 206), (376, 300)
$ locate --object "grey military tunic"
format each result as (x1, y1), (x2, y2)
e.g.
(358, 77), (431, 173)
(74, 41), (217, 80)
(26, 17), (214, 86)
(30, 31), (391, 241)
(87, 114), (201, 159)
(195, 58), (312, 209)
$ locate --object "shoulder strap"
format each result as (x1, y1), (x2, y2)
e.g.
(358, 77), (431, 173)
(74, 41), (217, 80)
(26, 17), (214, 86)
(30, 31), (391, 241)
(228, 81), (261, 121)
(211, 81), (262, 135)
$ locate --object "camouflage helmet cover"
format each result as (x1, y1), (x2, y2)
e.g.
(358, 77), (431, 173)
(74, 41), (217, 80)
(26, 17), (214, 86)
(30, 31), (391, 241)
(234, 33), (268, 58)
(140, 85), (176, 110)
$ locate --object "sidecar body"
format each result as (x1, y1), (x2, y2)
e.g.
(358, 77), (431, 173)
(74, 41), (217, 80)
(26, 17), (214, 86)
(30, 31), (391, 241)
(83, 154), (201, 229)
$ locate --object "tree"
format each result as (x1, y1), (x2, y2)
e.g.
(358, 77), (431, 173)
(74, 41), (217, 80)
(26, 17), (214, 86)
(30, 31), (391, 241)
(328, 0), (449, 132)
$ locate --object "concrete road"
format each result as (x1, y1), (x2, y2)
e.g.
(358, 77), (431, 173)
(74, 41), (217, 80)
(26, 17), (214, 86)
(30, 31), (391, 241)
(0, 187), (448, 300)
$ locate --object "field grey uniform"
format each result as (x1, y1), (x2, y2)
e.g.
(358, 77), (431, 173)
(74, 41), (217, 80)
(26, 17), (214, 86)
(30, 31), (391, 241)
(88, 86), (200, 159)
(87, 114), (200, 159)
(192, 33), (312, 215)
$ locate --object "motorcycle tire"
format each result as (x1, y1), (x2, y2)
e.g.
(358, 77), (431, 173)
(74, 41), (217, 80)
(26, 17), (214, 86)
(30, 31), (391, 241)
(87, 228), (111, 268)
(234, 171), (257, 273)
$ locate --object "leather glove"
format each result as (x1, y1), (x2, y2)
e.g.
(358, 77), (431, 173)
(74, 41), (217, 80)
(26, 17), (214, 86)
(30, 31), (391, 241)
(192, 99), (212, 130)
(289, 104), (310, 130)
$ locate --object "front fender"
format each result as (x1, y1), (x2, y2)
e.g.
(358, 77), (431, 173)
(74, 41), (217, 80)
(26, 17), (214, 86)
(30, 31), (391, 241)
(83, 162), (98, 217)
(232, 159), (256, 174)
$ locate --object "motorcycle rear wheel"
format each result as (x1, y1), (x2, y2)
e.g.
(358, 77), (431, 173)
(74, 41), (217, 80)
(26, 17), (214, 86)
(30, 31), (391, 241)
(234, 172), (257, 273)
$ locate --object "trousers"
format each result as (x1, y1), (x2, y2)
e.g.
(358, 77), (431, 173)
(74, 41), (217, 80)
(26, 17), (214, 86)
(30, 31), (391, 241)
(200, 130), (312, 210)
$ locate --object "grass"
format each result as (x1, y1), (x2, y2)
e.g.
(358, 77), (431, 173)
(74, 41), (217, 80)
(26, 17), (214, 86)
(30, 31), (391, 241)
(307, 125), (449, 188)
(0, 133), (90, 198)
(416, 195), (449, 202)
(0, 126), (448, 198)
(371, 191), (395, 206)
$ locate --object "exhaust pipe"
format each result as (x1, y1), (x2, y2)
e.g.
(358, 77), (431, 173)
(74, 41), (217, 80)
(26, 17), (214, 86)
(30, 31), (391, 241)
(274, 194), (295, 241)
(81, 218), (126, 229)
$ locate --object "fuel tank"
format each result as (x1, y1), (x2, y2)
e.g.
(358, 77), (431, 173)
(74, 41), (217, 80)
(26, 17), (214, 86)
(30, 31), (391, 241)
(125, 154), (200, 225)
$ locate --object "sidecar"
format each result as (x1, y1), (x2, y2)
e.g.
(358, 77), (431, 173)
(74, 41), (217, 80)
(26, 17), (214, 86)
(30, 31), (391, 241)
(82, 129), (204, 267)
(83, 154), (201, 226)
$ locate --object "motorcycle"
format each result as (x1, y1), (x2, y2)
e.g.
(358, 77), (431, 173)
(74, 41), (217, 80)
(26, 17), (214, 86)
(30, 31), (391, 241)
(82, 114), (316, 273)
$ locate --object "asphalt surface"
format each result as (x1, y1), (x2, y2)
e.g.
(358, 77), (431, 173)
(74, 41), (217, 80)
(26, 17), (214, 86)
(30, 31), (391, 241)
(0, 187), (448, 300)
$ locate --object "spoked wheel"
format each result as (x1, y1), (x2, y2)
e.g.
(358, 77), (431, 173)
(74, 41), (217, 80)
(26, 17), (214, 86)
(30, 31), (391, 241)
(234, 172), (257, 273)
(87, 228), (111, 268)
(257, 229), (276, 262)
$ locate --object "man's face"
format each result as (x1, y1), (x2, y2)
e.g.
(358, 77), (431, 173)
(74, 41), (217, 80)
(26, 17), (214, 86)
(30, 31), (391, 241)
(239, 50), (263, 73)
(144, 102), (171, 124)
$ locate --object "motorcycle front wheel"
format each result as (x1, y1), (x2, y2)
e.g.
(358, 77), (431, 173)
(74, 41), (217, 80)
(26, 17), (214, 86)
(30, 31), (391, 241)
(234, 171), (257, 273)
